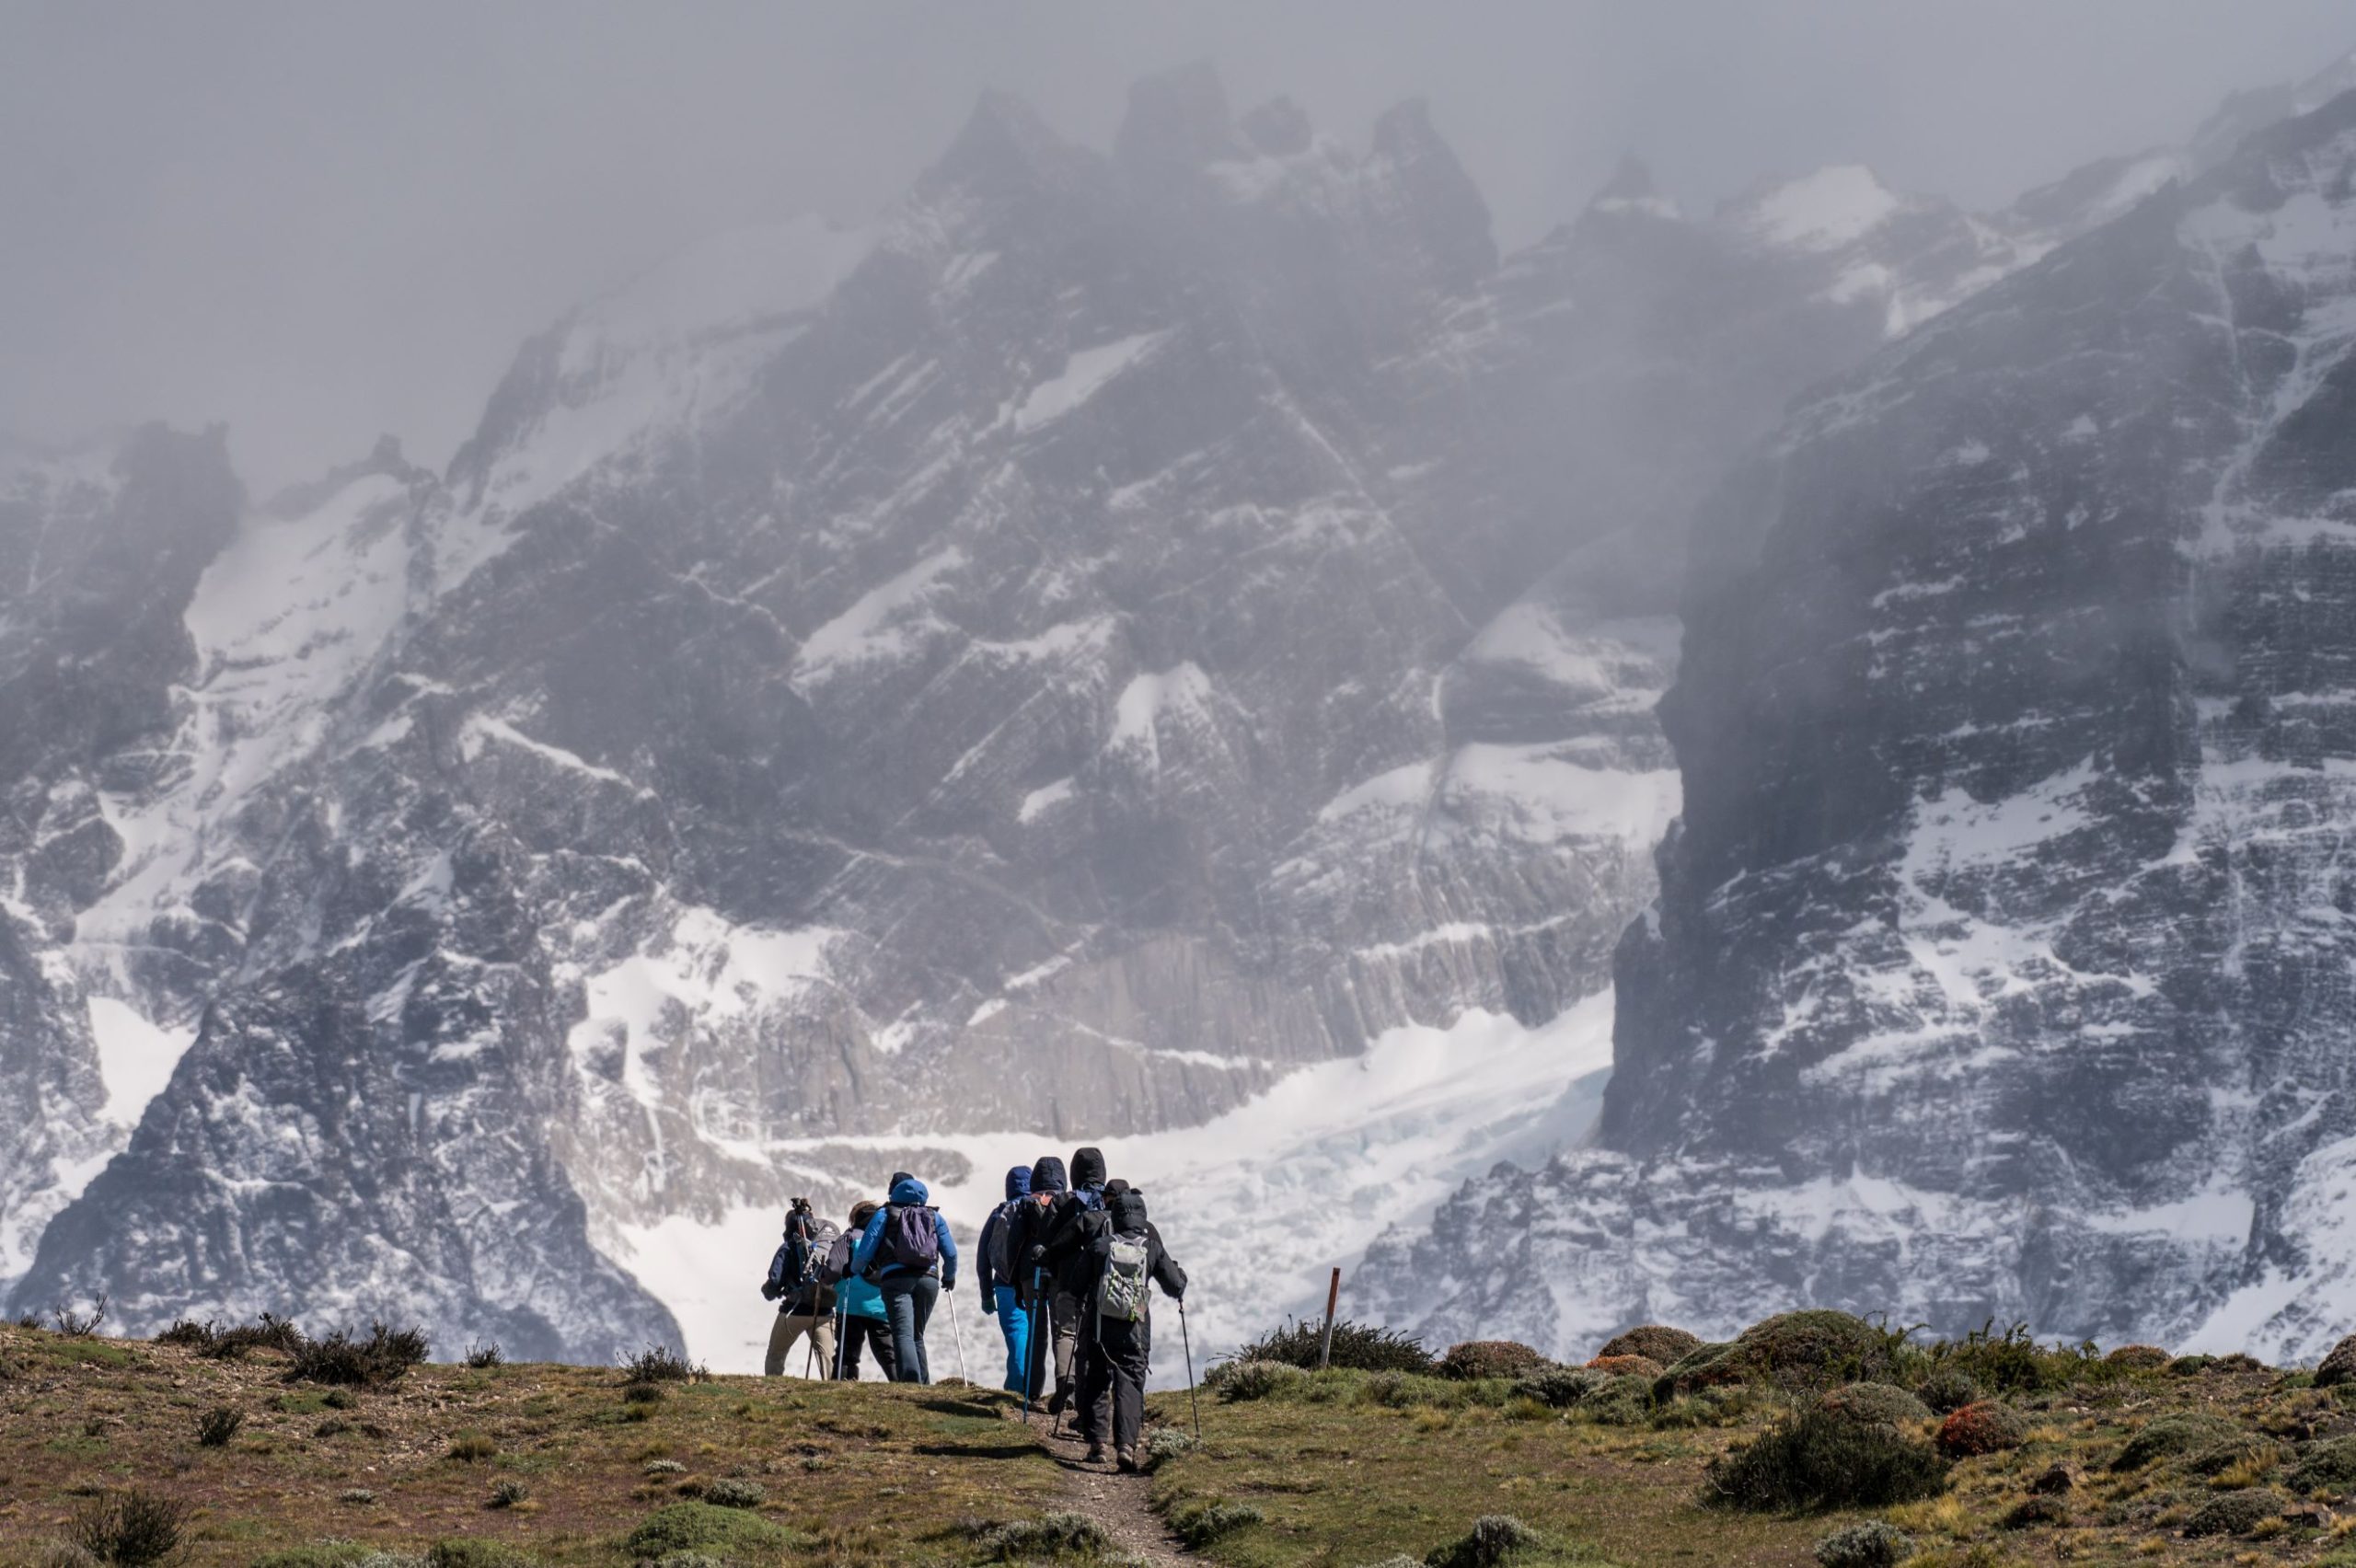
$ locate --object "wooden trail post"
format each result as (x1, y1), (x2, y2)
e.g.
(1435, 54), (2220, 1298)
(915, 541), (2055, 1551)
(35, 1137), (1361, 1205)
(1317, 1266), (1342, 1369)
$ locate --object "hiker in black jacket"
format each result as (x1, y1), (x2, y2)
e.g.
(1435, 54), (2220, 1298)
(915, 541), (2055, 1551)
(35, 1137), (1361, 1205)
(760, 1199), (837, 1377)
(1076, 1184), (1185, 1470)
(1010, 1153), (1070, 1405)
(1025, 1146), (1109, 1416)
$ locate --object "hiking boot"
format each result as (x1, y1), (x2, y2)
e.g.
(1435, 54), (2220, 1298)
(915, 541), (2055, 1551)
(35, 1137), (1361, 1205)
(1046, 1387), (1068, 1416)
(1115, 1447), (1139, 1473)
(1083, 1443), (1108, 1465)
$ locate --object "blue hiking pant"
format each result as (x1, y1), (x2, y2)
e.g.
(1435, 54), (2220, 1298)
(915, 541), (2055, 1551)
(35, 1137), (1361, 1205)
(993, 1285), (1030, 1391)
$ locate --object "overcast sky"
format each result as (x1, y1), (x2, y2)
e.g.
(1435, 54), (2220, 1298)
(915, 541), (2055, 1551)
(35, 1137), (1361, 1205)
(5, 0), (2352, 491)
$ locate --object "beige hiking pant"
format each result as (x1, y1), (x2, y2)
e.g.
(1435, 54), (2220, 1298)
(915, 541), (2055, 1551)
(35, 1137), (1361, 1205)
(764, 1309), (837, 1377)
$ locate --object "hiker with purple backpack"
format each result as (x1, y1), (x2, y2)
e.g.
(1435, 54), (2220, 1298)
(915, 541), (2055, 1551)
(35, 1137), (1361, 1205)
(849, 1171), (959, 1383)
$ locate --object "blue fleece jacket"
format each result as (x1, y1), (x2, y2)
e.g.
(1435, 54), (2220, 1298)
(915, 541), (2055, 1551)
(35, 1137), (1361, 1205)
(850, 1175), (959, 1288)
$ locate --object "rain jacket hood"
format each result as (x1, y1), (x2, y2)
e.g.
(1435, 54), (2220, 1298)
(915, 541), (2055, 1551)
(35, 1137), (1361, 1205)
(1030, 1156), (1068, 1195)
(1003, 1165), (1033, 1200)
(888, 1174), (930, 1207)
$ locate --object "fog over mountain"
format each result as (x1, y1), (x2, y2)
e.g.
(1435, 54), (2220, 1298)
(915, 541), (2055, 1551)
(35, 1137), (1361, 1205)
(8, 6), (2356, 1373)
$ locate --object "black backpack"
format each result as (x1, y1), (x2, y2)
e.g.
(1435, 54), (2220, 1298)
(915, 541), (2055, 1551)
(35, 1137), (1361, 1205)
(795, 1219), (841, 1286)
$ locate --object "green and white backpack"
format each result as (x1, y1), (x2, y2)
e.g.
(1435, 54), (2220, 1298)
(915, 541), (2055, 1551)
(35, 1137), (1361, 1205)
(1097, 1232), (1150, 1322)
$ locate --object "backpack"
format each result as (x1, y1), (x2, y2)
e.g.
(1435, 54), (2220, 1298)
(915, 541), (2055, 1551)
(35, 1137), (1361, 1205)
(1097, 1231), (1150, 1323)
(796, 1219), (841, 1286)
(872, 1203), (941, 1274)
(817, 1229), (856, 1286)
(988, 1200), (1022, 1283)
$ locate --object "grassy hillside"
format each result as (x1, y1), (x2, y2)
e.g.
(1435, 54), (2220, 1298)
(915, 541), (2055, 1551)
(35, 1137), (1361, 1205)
(2, 1313), (2352, 1568)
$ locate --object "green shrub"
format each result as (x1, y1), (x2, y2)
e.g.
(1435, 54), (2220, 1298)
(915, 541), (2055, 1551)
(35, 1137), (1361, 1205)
(1704, 1411), (1949, 1512)
(1595, 1325), (1702, 1365)
(1575, 1374), (1654, 1427)
(623, 1381), (667, 1404)
(973, 1512), (1108, 1562)
(2291, 1435), (2356, 1491)
(463, 1343), (504, 1369)
(2110, 1412), (2237, 1471)
(1423, 1515), (1541, 1568)
(1657, 1310), (1901, 1398)
(1915, 1366), (1981, 1413)
(2185, 1435), (2276, 1479)
(2104, 1343), (2170, 1370)
(1647, 1385), (1759, 1429)
(622, 1344), (696, 1383)
(1234, 1318), (1434, 1374)
(67, 1491), (190, 1568)
(1438, 1341), (1550, 1382)
(286, 1323), (428, 1386)
(425, 1540), (535, 1568)
(699, 1478), (764, 1509)
(487, 1481), (527, 1510)
(1922, 1320), (2090, 1395)
(1145, 1427), (1197, 1470)
(2000, 1494), (2070, 1529)
(1211, 1359), (1309, 1402)
(1813, 1520), (1911, 1568)
(195, 1406), (243, 1447)
(1172, 1501), (1265, 1551)
(447, 1434), (496, 1462)
(622, 1504), (793, 1559)
(155, 1320), (214, 1348)
(1357, 1371), (1464, 1410)
(1818, 1382), (1932, 1430)
(1510, 1367), (1602, 1409)
(2168, 1354), (2216, 1376)
(2181, 1490), (2279, 1538)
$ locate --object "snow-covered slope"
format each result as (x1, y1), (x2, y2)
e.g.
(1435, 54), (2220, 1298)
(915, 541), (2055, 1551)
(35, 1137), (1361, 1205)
(1363, 85), (2356, 1366)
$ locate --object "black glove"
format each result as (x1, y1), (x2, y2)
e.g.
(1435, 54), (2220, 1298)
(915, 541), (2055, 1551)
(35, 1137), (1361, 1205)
(1025, 1244), (1045, 1264)
(760, 1279), (780, 1301)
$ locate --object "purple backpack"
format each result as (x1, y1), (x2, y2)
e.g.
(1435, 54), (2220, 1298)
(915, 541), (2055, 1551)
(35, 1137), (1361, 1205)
(873, 1203), (941, 1274)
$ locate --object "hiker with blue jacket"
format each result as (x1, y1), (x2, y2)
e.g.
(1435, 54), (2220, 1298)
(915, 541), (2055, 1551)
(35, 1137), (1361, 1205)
(850, 1171), (958, 1383)
(834, 1200), (896, 1381)
(976, 1164), (1034, 1392)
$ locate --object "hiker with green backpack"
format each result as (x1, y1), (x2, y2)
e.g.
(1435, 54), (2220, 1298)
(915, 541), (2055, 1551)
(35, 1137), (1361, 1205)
(849, 1172), (958, 1383)
(1075, 1182), (1186, 1470)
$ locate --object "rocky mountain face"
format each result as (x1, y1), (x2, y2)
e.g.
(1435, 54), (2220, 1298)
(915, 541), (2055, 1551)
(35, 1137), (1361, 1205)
(0, 59), (2289, 1363)
(1366, 85), (2356, 1366)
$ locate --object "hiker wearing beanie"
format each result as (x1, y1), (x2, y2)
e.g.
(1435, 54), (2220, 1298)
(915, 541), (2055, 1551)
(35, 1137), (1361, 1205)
(834, 1200), (896, 1380)
(976, 1164), (1034, 1392)
(850, 1173), (958, 1383)
(1077, 1184), (1186, 1470)
(1024, 1146), (1109, 1418)
(1009, 1154), (1068, 1404)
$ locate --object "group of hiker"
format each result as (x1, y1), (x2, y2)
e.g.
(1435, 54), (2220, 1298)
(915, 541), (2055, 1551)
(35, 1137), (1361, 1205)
(759, 1147), (1187, 1470)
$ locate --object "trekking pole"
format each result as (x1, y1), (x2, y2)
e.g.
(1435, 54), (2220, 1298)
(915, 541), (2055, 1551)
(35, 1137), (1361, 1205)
(949, 1280), (971, 1384)
(833, 1304), (847, 1382)
(1180, 1296), (1201, 1442)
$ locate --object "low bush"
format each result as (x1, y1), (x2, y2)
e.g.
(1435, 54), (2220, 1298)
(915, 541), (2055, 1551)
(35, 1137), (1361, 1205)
(2290, 1435), (2356, 1491)
(621, 1504), (794, 1560)
(425, 1540), (535, 1568)
(2186, 1435), (2276, 1480)
(67, 1490), (190, 1568)
(1596, 1324), (1702, 1365)
(463, 1343), (504, 1369)
(1509, 1366), (1601, 1409)
(1915, 1366), (1981, 1414)
(2168, 1354), (2217, 1377)
(1144, 1427), (1197, 1470)
(192, 1314), (306, 1360)
(1438, 1341), (1550, 1382)
(2181, 1490), (2279, 1538)
(1210, 1359), (1309, 1402)
(1357, 1371), (1465, 1410)
(2104, 1343), (2170, 1370)
(1171, 1500), (1265, 1551)
(286, 1323), (428, 1386)
(1422, 1515), (1541, 1568)
(1583, 1355), (1663, 1379)
(447, 1435), (496, 1462)
(1813, 1520), (1911, 1568)
(1704, 1410), (1949, 1512)
(1573, 1374), (1653, 1427)
(1657, 1310), (1902, 1398)
(155, 1320), (214, 1348)
(622, 1344), (696, 1384)
(1818, 1381), (1932, 1430)
(1648, 1385), (1761, 1430)
(52, 1296), (109, 1337)
(1934, 1401), (2030, 1458)
(699, 1478), (764, 1509)
(1234, 1317), (1435, 1374)
(194, 1406), (243, 1447)
(1922, 1319), (2091, 1395)
(2000, 1494), (2070, 1529)
(2316, 1332), (2356, 1389)
(2110, 1412), (2237, 1471)
(972, 1512), (1108, 1562)
(623, 1382), (667, 1405)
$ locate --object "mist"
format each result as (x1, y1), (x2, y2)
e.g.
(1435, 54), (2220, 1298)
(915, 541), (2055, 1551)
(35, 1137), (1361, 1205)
(5, 0), (2353, 491)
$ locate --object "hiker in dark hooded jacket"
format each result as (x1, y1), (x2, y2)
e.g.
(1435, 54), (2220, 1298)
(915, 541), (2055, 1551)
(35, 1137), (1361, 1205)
(1024, 1146), (1109, 1417)
(1075, 1184), (1185, 1470)
(1008, 1154), (1069, 1404)
(850, 1172), (958, 1383)
(760, 1199), (837, 1377)
(976, 1164), (1034, 1392)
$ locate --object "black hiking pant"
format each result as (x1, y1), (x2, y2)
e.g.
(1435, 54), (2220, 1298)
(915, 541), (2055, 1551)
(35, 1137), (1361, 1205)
(837, 1314), (895, 1380)
(1076, 1315), (1149, 1455)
